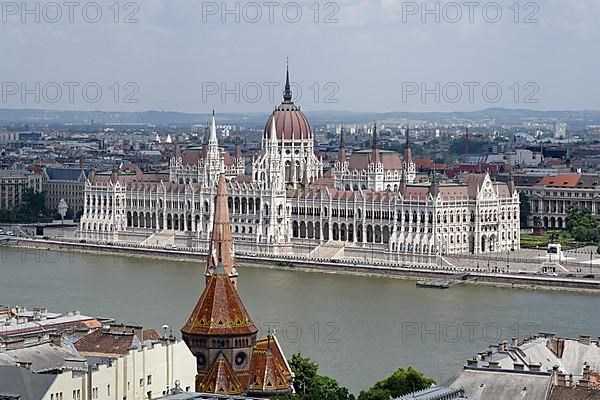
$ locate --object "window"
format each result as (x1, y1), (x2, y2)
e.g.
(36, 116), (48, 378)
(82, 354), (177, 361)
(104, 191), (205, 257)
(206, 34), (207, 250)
(147, 375), (152, 385)
(140, 378), (144, 387)
(107, 385), (111, 396)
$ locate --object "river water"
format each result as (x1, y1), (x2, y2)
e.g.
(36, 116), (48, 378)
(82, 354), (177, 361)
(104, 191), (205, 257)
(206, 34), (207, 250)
(1, 247), (598, 394)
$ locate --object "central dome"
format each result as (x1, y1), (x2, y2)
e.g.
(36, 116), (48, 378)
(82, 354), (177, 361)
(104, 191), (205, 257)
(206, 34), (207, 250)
(263, 67), (313, 141)
(264, 104), (312, 141)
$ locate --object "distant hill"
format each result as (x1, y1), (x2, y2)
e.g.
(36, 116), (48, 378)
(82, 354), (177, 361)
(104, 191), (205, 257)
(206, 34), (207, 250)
(0, 108), (598, 129)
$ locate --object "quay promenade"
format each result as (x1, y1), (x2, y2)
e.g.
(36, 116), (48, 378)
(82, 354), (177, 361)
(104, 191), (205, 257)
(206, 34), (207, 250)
(5, 232), (600, 293)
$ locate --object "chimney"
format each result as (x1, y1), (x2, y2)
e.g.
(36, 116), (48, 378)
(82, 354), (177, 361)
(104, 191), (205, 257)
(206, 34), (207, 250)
(529, 363), (542, 372)
(467, 357), (478, 367)
(547, 338), (565, 358)
(488, 361), (500, 369)
(50, 333), (63, 346)
(579, 335), (591, 345)
(511, 337), (519, 347)
(499, 341), (508, 352)
(514, 363), (525, 371)
(579, 364), (591, 388)
(16, 361), (32, 369)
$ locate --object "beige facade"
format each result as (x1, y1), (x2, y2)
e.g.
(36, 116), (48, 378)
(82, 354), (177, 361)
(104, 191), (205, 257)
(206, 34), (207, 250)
(518, 174), (600, 229)
(0, 169), (43, 210)
(42, 341), (196, 400)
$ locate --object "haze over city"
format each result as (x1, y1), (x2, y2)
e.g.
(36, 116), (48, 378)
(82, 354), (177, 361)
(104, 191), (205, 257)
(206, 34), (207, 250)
(1, 0), (599, 112)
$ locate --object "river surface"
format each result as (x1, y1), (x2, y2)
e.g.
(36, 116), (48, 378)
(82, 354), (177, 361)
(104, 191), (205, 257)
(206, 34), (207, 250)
(1, 247), (599, 394)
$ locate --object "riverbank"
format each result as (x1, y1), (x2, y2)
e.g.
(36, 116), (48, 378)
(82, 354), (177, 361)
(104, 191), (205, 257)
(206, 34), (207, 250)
(5, 237), (600, 294)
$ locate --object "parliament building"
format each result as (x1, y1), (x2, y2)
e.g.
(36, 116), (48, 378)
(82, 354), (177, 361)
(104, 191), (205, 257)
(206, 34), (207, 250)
(79, 69), (520, 258)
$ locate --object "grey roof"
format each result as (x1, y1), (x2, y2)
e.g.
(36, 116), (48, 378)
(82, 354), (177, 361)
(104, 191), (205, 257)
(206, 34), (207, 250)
(450, 369), (550, 400)
(0, 366), (56, 400)
(45, 168), (87, 181)
(394, 386), (466, 399)
(0, 343), (86, 373)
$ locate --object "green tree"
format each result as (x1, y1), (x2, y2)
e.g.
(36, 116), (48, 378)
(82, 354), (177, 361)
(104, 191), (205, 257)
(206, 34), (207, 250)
(565, 205), (600, 242)
(305, 375), (354, 400)
(279, 353), (354, 400)
(358, 367), (435, 400)
(288, 353), (319, 395)
(519, 192), (531, 228)
(20, 189), (46, 216)
(354, 387), (389, 400)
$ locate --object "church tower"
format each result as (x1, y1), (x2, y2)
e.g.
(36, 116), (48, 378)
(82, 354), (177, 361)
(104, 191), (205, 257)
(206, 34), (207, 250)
(182, 173), (258, 394)
(181, 173), (293, 397)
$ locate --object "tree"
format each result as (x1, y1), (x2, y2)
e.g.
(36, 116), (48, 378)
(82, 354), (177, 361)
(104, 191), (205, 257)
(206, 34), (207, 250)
(289, 353), (319, 395)
(358, 367), (435, 400)
(305, 375), (354, 400)
(565, 205), (600, 243)
(354, 388), (389, 400)
(280, 353), (354, 400)
(519, 192), (531, 228)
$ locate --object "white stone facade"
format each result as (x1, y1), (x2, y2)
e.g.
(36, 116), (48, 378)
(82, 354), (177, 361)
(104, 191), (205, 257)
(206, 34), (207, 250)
(80, 101), (519, 256)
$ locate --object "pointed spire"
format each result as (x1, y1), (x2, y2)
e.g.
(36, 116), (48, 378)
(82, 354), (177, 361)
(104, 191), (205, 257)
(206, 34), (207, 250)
(283, 59), (293, 103)
(371, 123), (381, 164)
(372, 123), (380, 149)
(507, 166), (516, 195)
(430, 168), (439, 198)
(205, 174), (238, 287)
(269, 113), (279, 146)
(338, 126), (346, 163)
(403, 125), (413, 164)
(209, 110), (218, 146)
(399, 167), (407, 196)
(173, 144), (182, 161)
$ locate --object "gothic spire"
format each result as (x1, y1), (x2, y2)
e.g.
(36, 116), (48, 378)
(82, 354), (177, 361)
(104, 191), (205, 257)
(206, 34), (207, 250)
(403, 125), (413, 164)
(371, 123), (381, 164)
(429, 168), (439, 198)
(338, 126), (346, 163)
(209, 110), (218, 146)
(372, 123), (380, 150)
(205, 174), (238, 287)
(283, 60), (293, 103)
(269, 113), (279, 146)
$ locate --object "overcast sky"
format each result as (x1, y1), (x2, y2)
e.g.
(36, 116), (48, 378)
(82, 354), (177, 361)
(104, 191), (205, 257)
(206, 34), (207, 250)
(1, 0), (598, 113)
